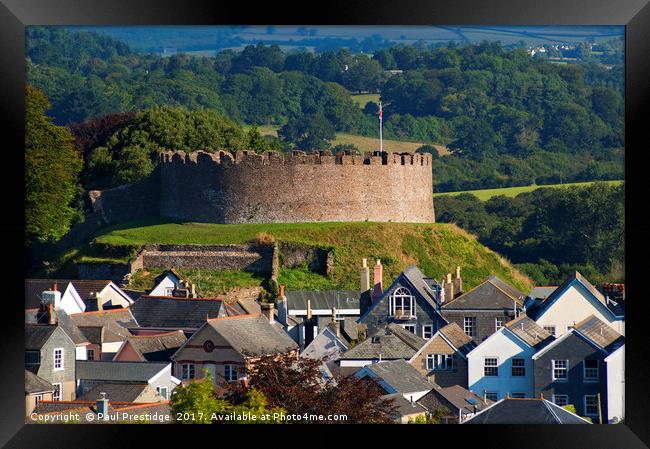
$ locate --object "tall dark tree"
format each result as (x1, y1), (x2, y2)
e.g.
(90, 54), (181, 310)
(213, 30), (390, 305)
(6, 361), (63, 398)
(278, 113), (336, 150)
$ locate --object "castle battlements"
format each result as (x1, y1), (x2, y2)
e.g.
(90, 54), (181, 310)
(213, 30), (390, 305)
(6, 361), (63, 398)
(159, 149), (432, 168)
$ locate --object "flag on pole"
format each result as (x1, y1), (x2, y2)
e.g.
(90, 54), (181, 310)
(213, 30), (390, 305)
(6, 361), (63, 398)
(378, 102), (382, 121)
(379, 101), (383, 152)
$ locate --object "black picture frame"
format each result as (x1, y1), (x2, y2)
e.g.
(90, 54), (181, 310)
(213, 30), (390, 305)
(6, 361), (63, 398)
(1, 0), (648, 447)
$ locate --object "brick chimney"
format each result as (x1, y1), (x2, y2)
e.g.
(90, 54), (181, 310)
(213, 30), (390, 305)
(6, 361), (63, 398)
(48, 303), (56, 325)
(307, 299), (312, 320)
(372, 259), (383, 301)
(277, 285), (288, 326)
(261, 302), (274, 323)
(444, 273), (454, 301)
(454, 266), (462, 297)
(360, 258), (370, 293)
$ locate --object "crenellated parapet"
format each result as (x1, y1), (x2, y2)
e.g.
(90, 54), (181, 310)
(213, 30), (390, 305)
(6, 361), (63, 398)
(159, 149), (432, 168)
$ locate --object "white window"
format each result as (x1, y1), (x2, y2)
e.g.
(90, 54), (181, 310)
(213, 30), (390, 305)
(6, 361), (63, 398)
(389, 287), (415, 318)
(86, 349), (95, 361)
(583, 359), (599, 381)
(484, 357), (498, 376)
(52, 383), (62, 401)
(485, 392), (498, 402)
(224, 365), (238, 382)
(495, 317), (505, 332)
(511, 358), (525, 377)
(511, 393), (525, 399)
(181, 363), (195, 380)
(422, 325), (434, 339)
(53, 348), (64, 370)
(157, 386), (168, 400)
(429, 354), (454, 371)
(165, 287), (175, 296)
(543, 326), (556, 337)
(584, 395), (599, 417)
(552, 359), (568, 381)
(403, 324), (416, 334)
(553, 394), (569, 406)
(464, 317), (476, 337)
(34, 394), (43, 405)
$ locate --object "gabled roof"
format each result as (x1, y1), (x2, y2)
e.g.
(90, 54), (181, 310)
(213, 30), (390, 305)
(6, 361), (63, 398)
(70, 309), (138, 342)
(25, 307), (90, 346)
(76, 360), (169, 382)
(77, 326), (104, 345)
(204, 314), (298, 357)
(532, 325), (614, 360)
(77, 382), (152, 403)
(417, 384), (492, 416)
(527, 271), (623, 320)
(26, 279), (131, 307)
(285, 290), (361, 311)
(410, 322), (475, 362)
(443, 276), (525, 310)
(463, 398), (591, 424)
(301, 325), (348, 361)
(341, 323), (427, 360)
(25, 324), (57, 350)
(529, 286), (558, 300)
(130, 296), (225, 329)
(382, 393), (428, 417)
(504, 314), (553, 348)
(360, 359), (432, 394)
(25, 370), (53, 394)
(574, 314), (624, 352)
(236, 298), (262, 315)
(122, 331), (188, 362)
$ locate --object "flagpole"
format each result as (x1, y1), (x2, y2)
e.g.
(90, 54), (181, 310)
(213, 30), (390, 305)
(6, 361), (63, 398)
(379, 101), (383, 153)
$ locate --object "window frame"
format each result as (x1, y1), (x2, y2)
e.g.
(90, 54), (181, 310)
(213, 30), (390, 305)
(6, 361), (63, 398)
(495, 316), (505, 332)
(484, 357), (499, 377)
(86, 349), (95, 361)
(224, 364), (238, 382)
(553, 394), (569, 407)
(552, 359), (568, 381)
(403, 324), (416, 334)
(422, 324), (434, 339)
(543, 325), (556, 337)
(388, 287), (416, 318)
(584, 395), (599, 417)
(511, 358), (526, 377)
(53, 348), (64, 371)
(464, 317), (476, 337)
(157, 386), (168, 400)
(181, 363), (195, 380)
(485, 392), (498, 402)
(52, 383), (62, 401)
(583, 359), (599, 382)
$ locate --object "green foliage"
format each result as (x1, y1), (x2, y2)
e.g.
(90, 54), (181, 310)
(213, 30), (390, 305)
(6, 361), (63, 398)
(25, 85), (83, 247)
(170, 372), (228, 423)
(278, 113), (336, 150)
(562, 404), (578, 414)
(435, 182), (624, 285)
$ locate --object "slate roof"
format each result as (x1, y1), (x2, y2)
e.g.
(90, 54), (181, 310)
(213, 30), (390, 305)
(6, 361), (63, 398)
(438, 322), (476, 355)
(130, 296), (225, 329)
(574, 314), (624, 352)
(463, 398), (591, 424)
(32, 401), (171, 422)
(401, 265), (439, 311)
(78, 326), (103, 345)
(206, 314), (298, 356)
(237, 298), (262, 315)
(77, 382), (151, 402)
(442, 275), (525, 310)
(382, 393), (428, 417)
(417, 384), (492, 416)
(362, 359), (432, 394)
(340, 323), (427, 360)
(25, 370), (53, 394)
(25, 307), (89, 345)
(124, 331), (188, 362)
(25, 279), (118, 308)
(285, 290), (361, 311)
(529, 286), (558, 300)
(76, 361), (169, 382)
(25, 325), (57, 350)
(505, 314), (553, 348)
(70, 309), (138, 342)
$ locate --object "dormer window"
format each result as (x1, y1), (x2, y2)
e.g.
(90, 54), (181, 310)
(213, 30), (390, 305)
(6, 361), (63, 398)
(388, 287), (416, 319)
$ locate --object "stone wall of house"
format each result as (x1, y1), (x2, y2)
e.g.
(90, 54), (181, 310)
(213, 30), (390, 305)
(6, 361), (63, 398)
(158, 150), (435, 224)
(441, 310), (517, 344)
(410, 336), (469, 388)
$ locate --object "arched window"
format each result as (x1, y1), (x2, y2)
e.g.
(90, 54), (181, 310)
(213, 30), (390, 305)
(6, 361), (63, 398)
(389, 287), (415, 318)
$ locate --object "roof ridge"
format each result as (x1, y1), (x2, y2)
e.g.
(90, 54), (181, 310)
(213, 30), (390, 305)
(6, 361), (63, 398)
(127, 330), (183, 339)
(140, 295), (224, 301)
(207, 313), (261, 321)
(443, 278), (490, 307)
(70, 308), (131, 316)
(487, 278), (524, 303)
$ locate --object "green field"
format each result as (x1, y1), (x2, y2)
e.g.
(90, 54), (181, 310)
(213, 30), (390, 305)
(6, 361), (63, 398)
(350, 93), (380, 108)
(434, 180), (624, 201)
(82, 220), (532, 292)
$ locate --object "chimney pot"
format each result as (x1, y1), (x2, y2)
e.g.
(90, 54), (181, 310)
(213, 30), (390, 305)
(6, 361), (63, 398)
(261, 302), (274, 323)
(362, 258), (367, 268)
(307, 299), (312, 320)
(280, 284), (285, 298)
(48, 303), (56, 325)
(372, 260), (383, 301)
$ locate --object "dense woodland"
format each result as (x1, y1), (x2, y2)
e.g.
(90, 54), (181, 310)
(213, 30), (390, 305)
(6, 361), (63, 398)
(25, 28), (625, 285)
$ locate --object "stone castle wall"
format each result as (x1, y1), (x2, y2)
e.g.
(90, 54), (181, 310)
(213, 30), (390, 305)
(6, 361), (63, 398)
(158, 150), (435, 224)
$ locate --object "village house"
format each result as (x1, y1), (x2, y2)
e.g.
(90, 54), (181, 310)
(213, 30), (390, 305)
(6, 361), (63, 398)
(357, 261), (446, 339)
(113, 330), (187, 363)
(26, 324), (77, 402)
(338, 322), (427, 376)
(25, 370), (54, 416)
(26, 303), (91, 360)
(75, 360), (178, 401)
(416, 384), (493, 424)
(531, 314), (624, 423)
(301, 319), (349, 380)
(129, 295), (227, 333)
(148, 268), (198, 298)
(355, 359), (433, 403)
(462, 397), (591, 424)
(440, 274), (526, 344)
(171, 314), (298, 385)
(25, 281), (85, 314)
(408, 322), (476, 388)
(525, 271), (625, 337)
(467, 314), (553, 402)
(70, 308), (139, 360)
(26, 279), (134, 311)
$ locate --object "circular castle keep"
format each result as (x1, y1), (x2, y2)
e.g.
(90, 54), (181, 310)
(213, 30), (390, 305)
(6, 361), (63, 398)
(157, 149), (435, 224)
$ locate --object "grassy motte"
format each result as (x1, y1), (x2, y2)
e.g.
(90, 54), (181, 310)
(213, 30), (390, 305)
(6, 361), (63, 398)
(92, 220), (532, 292)
(435, 180), (624, 201)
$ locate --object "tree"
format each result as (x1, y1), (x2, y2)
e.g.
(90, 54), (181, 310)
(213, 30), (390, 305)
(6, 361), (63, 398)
(278, 113), (336, 150)
(25, 85), (83, 247)
(243, 353), (396, 423)
(170, 372), (228, 423)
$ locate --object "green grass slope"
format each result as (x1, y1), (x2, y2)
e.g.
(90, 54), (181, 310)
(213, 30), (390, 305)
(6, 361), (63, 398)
(87, 220), (532, 293)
